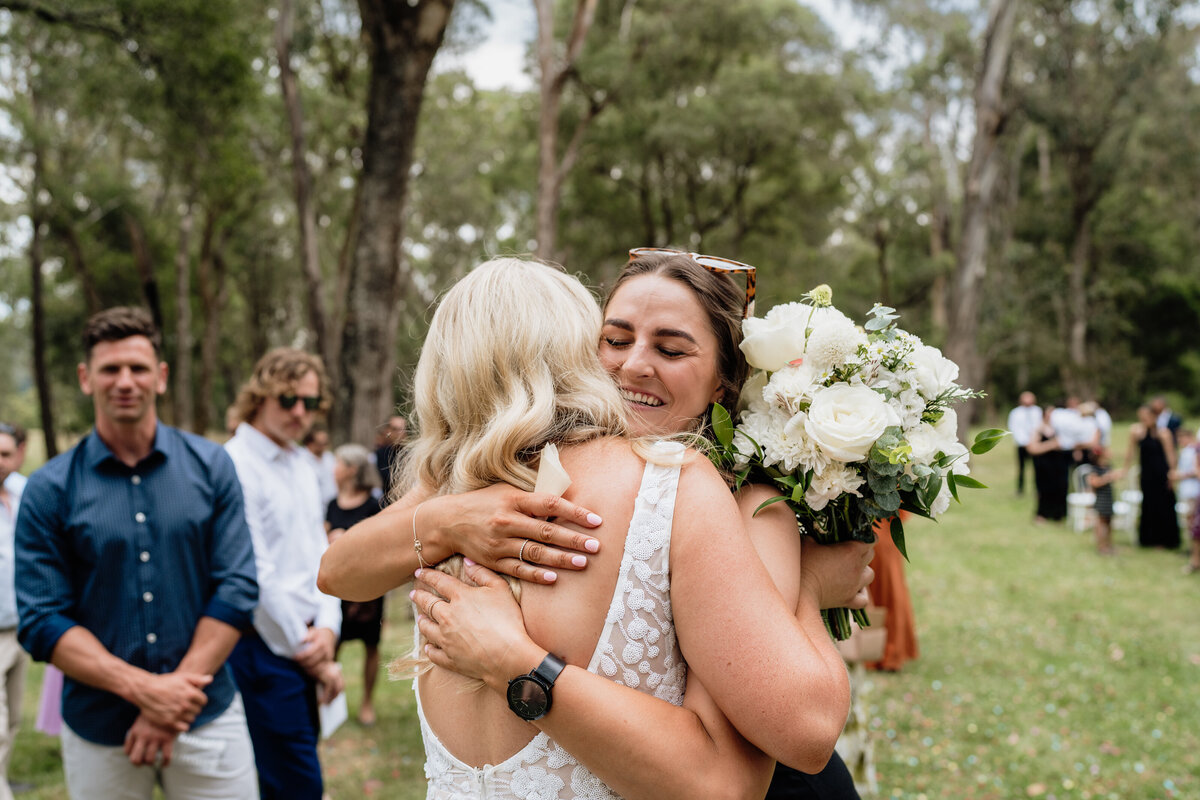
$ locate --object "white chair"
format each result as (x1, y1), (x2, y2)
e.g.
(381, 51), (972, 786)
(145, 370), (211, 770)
(1067, 466), (1096, 533)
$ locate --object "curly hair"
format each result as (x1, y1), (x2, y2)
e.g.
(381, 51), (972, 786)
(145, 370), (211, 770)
(231, 348), (332, 427)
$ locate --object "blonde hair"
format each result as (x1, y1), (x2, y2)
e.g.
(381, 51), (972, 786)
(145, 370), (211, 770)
(390, 257), (629, 684)
(393, 257), (628, 502)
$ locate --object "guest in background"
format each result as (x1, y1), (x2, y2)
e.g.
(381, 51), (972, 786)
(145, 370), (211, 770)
(1083, 447), (1125, 556)
(865, 514), (917, 673)
(226, 348), (344, 799)
(1171, 429), (1199, 573)
(302, 424), (338, 508)
(373, 416), (407, 500)
(1092, 401), (1114, 446)
(1028, 406), (1068, 522)
(1007, 391), (1042, 496)
(1075, 402), (1103, 466)
(324, 444), (384, 728)
(1151, 396), (1182, 445)
(0, 422), (29, 799)
(1125, 405), (1179, 550)
(17, 307), (259, 798)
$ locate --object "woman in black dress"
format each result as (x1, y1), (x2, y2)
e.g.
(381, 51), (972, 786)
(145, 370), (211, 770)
(325, 444), (385, 725)
(1027, 406), (1068, 522)
(1126, 405), (1180, 549)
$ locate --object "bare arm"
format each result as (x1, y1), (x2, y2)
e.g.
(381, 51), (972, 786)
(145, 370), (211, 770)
(415, 563), (776, 800)
(414, 475), (869, 789)
(318, 485), (605, 600)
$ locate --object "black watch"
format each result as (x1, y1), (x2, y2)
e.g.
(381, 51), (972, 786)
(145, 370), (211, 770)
(506, 653), (567, 721)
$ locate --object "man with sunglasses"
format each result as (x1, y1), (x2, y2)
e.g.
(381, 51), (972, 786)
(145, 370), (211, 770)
(15, 307), (259, 799)
(224, 348), (343, 799)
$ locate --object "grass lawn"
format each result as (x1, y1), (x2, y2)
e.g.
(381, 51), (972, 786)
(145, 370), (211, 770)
(8, 428), (1199, 798)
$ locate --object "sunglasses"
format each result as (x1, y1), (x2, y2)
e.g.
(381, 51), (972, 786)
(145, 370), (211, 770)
(627, 247), (757, 319)
(278, 394), (321, 412)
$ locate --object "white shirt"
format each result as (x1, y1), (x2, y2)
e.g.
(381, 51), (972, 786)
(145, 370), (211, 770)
(1050, 407), (1086, 450)
(1177, 445), (1200, 503)
(1094, 407), (1113, 446)
(226, 423), (340, 659)
(302, 449), (338, 508)
(1007, 405), (1042, 447)
(0, 475), (23, 629)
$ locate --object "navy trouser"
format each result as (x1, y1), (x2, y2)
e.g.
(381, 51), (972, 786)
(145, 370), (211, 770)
(228, 632), (323, 800)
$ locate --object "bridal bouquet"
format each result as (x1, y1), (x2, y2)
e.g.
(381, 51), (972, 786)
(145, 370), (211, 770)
(710, 285), (1005, 639)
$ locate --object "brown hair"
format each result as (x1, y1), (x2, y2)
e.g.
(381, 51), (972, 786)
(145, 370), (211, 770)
(82, 307), (162, 359)
(605, 252), (749, 420)
(231, 348), (332, 426)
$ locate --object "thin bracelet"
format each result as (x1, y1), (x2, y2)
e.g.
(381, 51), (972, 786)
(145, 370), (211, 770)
(413, 500), (430, 569)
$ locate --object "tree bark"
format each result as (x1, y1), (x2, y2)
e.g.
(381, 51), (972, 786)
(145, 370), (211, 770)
(534, 0), (599, 261)
(945, 0), (1017, 437)
(276, 0), (334, 378)
(125, 213), (165, 335)
(172, 203), (195, 431)
(338, 0), (454, 444)
(29, 210), (56, 459)
(195, 209), (228, 436)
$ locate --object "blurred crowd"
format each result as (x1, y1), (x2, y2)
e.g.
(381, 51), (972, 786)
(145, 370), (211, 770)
(1008, 391), (1199, 570)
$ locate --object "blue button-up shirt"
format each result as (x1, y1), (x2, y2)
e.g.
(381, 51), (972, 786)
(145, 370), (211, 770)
(15, 425), (258, 746)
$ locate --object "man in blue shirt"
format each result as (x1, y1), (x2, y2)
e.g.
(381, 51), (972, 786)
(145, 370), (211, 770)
(16, 307), (259, 799)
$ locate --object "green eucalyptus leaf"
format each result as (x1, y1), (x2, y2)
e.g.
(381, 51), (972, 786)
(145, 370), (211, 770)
(952, 474), (988, 489)
(753, 495), (791, 516)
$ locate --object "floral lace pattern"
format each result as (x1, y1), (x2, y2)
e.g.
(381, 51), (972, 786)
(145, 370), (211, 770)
(417, 442), (687, 799)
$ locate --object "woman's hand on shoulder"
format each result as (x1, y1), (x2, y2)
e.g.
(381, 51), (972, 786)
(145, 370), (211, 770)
(433, 484), (604, 585)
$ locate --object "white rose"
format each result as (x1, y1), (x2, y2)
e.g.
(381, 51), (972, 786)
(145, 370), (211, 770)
(804, 384), (901, 463)
(739, 302), (810, 372)
(905, 422), (941, 466)
(930, 482), (953, 517)
(910, 344), (959, 400)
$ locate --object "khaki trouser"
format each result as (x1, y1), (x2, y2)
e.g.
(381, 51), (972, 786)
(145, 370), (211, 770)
(0, 629), (28, 800)
(61, 693), (258, 800)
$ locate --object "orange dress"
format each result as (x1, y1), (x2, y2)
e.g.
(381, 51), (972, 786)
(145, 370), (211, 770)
(866, 515), (918, 672)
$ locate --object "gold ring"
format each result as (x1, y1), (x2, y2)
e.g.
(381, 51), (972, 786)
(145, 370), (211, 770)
(518, 540), (530, 563)
(428, 598), (445, 622)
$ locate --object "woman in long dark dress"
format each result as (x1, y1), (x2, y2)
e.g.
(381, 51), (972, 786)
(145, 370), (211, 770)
(1027, 406), (1068, 522)
(1126, 405), (1180, 549)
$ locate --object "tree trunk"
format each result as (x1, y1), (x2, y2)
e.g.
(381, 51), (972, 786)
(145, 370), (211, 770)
(923, 106), (951, 338)
(277, 0), (334, 377)
(125, 213), (165, 335)
(945, 0), (1017, 438)
(51, 218), (102, 313)
(1066, 211), (1091, 396)
(173, 203), (195, 431)
(29, 211), (57, 459)
(338, 0), (454, 445)
(195, 210), (228, 436)
(533, 0), (599, 262)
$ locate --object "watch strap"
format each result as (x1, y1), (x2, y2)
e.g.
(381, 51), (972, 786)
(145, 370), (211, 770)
(530, 653), (567, 688)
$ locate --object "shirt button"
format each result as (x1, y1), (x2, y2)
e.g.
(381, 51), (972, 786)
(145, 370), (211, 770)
(146, 633), (157, 644)
(143, 592), (154, 603)
(135, 512), (146, 523)
(140, 551), (150, 562)
(132, 475), (142, 485)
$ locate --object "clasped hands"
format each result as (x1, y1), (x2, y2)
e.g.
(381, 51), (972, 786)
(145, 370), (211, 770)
(123, 670), (212, 766)
(297, 626), (344, 705)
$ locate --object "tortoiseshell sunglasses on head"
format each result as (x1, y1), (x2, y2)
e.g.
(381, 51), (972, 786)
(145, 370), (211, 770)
(627, 247), (757, 319)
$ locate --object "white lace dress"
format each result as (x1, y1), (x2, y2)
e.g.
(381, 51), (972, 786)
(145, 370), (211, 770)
(416, 443), (688, 799)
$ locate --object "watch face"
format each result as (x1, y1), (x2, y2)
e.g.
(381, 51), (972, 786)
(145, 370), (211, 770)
(507, 676), (550, 720)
